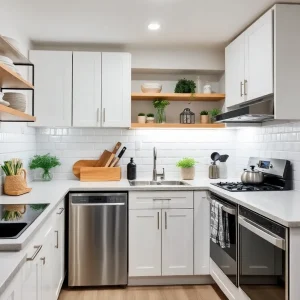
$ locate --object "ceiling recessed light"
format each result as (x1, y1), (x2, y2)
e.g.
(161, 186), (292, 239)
(148, 23), (160, 30)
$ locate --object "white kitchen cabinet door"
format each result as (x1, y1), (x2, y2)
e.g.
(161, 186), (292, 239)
(129, 210), (161, 277)
(0, 271), (22, 300)
(225, 33), (245, 108)
(162, 209), (193, 276)
(73, 52), (101, 127)
(244, 9), (273, 101)
(53, 204), (65, 299)
(101, 53), (131, 128)
(194, 192), (210, 275)
(29, 51), (72, 127)
(40, 226), (55, 300)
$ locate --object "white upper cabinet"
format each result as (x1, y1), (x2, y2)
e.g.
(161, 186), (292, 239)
(162, 209), (193, 276)
(225, 33), (245, 108)
(29, 51), (72, 127)
(225, 9), (273, 108)
(73, 52), (102, 127)
(102, 52), (131, 128)
(244, 9), (273, 101)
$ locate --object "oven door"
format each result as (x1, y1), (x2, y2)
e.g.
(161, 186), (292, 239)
(209, 193), (238, 287)
(239, 213), (288, 300)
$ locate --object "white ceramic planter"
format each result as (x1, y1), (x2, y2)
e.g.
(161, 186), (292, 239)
(146, 117), (155, 123)
(137, 116), (146, 123)
(180, 167), (195, 180)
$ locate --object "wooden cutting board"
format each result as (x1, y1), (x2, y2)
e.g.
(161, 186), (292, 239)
(94, 142), (121, 167)
(72, 160), (97, 178)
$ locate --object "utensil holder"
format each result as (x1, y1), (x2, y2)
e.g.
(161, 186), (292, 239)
(4, 169), (32, 196)
(80, 167), (121, 182)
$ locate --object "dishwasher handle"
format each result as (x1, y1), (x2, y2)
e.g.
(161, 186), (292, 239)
(71, 202), (126, 206)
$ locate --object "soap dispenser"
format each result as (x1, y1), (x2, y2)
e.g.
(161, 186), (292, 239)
(127, 158), (136, 180)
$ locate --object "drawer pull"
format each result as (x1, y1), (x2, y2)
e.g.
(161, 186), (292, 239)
(153, 198), (171, 201)
(27, 245), (43, 261)
(157, 212), (160, 230)
(55, 230), (59, 248)
(165, 211), (167, 230)
(57, 207), (64, 215)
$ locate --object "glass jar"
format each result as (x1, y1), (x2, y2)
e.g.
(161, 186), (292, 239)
(42, 169), (53, 181)
(156, 107), (166, 123)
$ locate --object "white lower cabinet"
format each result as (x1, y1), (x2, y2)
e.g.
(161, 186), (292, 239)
(162, 209), (193, 276)
(0, 269), (22, 300)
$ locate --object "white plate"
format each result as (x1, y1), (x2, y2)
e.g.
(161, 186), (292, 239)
(0, 99), (10, 106)
(0, 55), (13, 64)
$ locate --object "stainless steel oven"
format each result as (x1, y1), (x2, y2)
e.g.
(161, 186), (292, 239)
(209, 192), (238, 287)
(239, 206), (288, 300)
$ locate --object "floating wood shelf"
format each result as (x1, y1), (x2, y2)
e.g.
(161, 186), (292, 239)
(0, 104), (36, 122)
(130, 123), (225, 129)
(0, 63), (33, 89)
(131, 93), (225, 101)
(0, 35), (32, 64)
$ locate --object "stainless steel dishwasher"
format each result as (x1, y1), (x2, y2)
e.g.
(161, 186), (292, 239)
(68, 192), (128, 287)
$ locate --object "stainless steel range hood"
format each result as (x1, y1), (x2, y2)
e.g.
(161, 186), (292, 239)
(216, 98), (274, 123)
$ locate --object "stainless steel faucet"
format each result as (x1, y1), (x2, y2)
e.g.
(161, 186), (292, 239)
(153, 147), (165, 181)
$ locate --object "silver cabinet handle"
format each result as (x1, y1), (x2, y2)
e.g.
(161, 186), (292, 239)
(56, 207), (64, 215)
(244, 79), (248, 95)
(153, 198), (171, 201)
(239, 216), (285, 250)
(55, 230), (59, 248)
(103, 108), (106, 123)
(40, 257), (46, 265)
(240, 81), (244, 97)
(157, 212), (159, 230)
(97, 108), (100, 122)
(165, 211), (167, 230)
(27, 245), (43, 261)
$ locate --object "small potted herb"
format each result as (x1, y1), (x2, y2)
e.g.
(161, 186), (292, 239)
(174, 78), (196, 93)
(137, 113), (146, 124)
(209, 108), (222, 123)
(146, 113), (155, 123)
(200, 110), (209, 124)
(176, 157), (197, 180)
(153, 99), (170, 123)
(29, 153), (61, 181)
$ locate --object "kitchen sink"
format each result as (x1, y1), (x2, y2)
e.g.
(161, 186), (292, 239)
(0, 223), (28, 239)
(129, 180), (190, 186)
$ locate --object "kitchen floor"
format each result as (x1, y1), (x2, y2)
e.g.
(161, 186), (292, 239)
(59, 285), (227, 300)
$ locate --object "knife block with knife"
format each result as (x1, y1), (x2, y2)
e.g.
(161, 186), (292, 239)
(72, 142), (127, 181)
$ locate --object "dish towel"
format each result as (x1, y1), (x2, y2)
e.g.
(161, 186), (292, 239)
(210, 200), (230, 248)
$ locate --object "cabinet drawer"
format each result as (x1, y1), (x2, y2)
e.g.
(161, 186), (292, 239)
(129, 191), (193, 209)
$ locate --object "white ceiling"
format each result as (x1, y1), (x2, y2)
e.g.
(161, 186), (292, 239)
(6, 0), (300, 49)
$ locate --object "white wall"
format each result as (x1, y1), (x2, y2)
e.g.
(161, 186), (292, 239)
(0, 6), (36, 191)
(35, 128), (237, 180)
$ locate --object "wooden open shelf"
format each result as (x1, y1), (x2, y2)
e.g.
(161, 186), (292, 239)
(131, 93), (225, 101)
(0, 104), (36, 121)
(0, 63), (33, 89)
(131, 123), (225, 129)
(0, 35), (32, 64)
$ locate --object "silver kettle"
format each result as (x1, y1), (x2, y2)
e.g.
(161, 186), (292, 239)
(241, 165), (264, 184)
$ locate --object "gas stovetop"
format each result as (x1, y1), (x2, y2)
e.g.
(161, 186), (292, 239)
(211, 182), (283, 192)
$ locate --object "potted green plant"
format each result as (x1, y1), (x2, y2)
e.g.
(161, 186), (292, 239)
(146, 113), (155, 123)
(200, 110), (209, 124)
(137, 113), (146, 124)
(29, 153), (61, 181)
(209, 108), (222, 123)
(153, 99), (170, 123)
(174, 78), (196, 93)
(176, 157), (197, 180)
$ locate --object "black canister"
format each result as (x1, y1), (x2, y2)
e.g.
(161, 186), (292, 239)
(127, 158), (136, 180)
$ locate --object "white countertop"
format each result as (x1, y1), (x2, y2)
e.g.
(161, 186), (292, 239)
(0, 178), (300, 295)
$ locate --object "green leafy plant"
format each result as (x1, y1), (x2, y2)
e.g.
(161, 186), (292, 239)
(176, 157), (197, 168)
(138, 113), (145, 116)
(200, 110), (209, 115)
(29, 154), (61, 181)
(153, 99), (170, 109)
(209, 108), (222, 118)
(30, 204), (48, 211)
(2, 210), (23, 221)
(147, 113), (154, 118)
(174, 78), (196, 93)
(1, 158), (23, 176)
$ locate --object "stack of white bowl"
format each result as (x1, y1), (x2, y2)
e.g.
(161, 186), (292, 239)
(0, 55), (21, 76)
(141, 83), (162, 93)
(3, 92), (27, 112)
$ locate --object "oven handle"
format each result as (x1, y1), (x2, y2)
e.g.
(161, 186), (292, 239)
(239, 216), (285, 250)
(209, 196), (236, 215)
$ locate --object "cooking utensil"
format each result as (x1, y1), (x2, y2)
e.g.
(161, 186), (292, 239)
(211, 152), (220, 162)
(110, 147), (127, 167)
(219, 154), (229, 163)
(94, 142), (122, 167)
(72, 160), (97, 178)
(241, 166), (264, 184)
